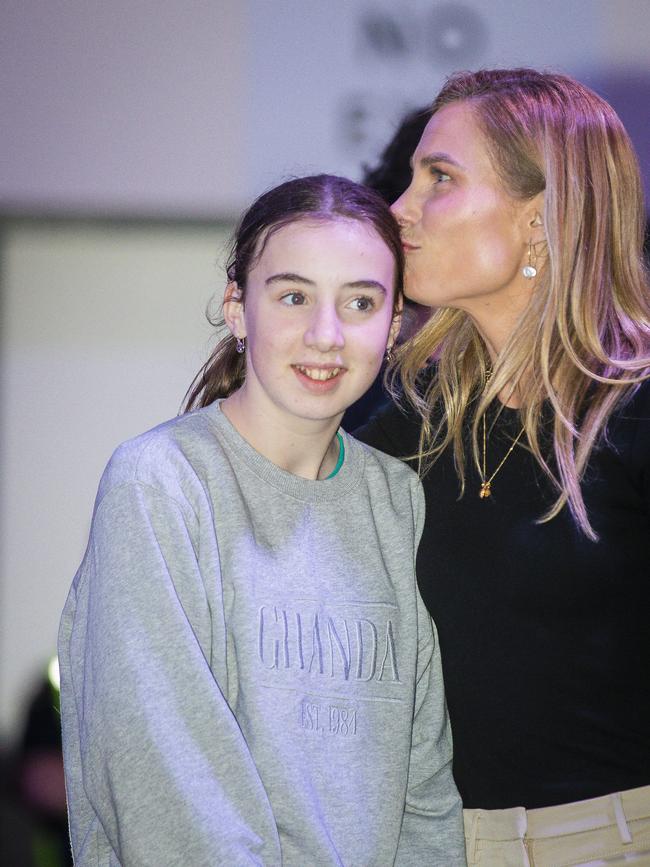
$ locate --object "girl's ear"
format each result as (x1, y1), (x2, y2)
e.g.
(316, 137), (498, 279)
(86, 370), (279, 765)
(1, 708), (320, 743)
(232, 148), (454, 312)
(223, 281), (247, 338)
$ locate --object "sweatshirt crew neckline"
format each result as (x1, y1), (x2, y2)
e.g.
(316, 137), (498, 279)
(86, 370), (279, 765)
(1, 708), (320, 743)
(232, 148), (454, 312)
(205, 401), (364, 502)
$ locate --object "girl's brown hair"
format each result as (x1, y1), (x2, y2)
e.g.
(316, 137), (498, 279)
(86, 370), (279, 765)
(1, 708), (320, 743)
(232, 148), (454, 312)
(390, 68), (650, 539)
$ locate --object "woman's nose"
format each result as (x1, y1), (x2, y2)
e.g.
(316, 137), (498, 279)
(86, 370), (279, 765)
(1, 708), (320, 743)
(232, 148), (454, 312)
(391, 184), (418, 226)
(303, 304), (345, 352)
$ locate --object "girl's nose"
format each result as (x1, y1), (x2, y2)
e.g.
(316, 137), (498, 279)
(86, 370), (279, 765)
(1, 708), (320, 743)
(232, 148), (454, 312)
(303, 304), (345, 352)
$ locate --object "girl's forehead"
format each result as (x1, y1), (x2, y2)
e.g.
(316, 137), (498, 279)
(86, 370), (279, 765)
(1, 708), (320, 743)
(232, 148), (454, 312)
(251, 218), (390, 268)
(246, 218), (397, 294)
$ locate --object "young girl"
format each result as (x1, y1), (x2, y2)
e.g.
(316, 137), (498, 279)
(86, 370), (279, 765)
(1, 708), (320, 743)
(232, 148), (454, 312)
(58, 175), (465, 866)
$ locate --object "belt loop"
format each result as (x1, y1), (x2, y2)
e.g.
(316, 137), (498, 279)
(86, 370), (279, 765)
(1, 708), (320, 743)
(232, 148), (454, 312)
(611, 791), (633, 844)
(516, 808), (531, 867)
(466, 810), (479, 864)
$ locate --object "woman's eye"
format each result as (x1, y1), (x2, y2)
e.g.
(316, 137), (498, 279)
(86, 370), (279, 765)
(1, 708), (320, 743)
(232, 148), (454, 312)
(348, 296), (375, 312)
(430, 167), (451, 184)
(280, 292), (306, 306)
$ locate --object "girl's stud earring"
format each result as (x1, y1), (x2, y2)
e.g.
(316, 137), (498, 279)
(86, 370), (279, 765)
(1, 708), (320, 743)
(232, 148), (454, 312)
(236, 337), (246, 354)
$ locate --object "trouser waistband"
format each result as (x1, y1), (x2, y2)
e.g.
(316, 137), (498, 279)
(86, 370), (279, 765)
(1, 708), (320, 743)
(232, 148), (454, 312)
(463, 784), (650, 842)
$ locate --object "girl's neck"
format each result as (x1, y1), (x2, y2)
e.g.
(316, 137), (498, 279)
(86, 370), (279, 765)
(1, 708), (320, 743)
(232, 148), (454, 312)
(220, 389), (342, 480)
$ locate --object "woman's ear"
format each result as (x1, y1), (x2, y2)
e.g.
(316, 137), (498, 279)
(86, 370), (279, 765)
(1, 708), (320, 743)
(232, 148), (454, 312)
(223, 281), (246, 338)
(522, 192), (546, 246)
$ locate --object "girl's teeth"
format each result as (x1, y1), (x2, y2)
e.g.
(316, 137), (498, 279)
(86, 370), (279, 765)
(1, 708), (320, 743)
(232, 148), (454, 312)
(298, 366), (340, 381)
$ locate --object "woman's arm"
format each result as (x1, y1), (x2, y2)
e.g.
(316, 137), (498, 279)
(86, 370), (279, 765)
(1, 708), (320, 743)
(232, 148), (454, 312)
(395, 596), (466, 865)
(394, 481), (466, 865)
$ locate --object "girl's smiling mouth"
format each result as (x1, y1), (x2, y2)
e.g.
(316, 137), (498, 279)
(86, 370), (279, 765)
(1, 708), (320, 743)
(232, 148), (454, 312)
(292, 364), (346, 389)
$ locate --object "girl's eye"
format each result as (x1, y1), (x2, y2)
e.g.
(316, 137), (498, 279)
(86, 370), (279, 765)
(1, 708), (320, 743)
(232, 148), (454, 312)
(280, 292), (306, 306)
(348, 296), (375, 312)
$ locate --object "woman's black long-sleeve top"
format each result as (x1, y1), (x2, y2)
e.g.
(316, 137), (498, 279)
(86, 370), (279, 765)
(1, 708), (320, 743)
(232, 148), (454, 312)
(356, 379), (650, 810)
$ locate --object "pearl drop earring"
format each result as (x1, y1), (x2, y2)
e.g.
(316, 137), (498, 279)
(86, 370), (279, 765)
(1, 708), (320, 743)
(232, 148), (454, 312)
(522, 240), (537, 279)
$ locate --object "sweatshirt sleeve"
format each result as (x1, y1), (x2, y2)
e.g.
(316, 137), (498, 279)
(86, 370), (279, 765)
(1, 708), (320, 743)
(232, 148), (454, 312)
(59, 479), (282, 867)
(395, 481), (467, 866)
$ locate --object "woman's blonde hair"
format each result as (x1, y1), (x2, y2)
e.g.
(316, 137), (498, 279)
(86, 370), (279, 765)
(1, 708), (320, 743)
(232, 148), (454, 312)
(391, 68), (650, 539)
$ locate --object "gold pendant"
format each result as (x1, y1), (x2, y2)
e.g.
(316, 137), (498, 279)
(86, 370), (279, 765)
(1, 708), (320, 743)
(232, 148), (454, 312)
(479, 481), (491, 499)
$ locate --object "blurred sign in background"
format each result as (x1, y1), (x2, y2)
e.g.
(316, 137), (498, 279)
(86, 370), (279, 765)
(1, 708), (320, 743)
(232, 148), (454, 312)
(2, 0), (650, 219)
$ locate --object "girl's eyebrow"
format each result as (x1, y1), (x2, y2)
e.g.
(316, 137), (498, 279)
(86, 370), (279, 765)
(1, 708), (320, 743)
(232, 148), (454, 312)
(410, 151), (465, 171)
(266, 274), (387, 293)
(345, 280), (387, 293)
(265, 272), (314, 286)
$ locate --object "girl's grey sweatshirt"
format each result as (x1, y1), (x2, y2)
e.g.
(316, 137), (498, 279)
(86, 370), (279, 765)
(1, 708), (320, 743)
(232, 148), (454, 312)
(58, 402), (465, 866)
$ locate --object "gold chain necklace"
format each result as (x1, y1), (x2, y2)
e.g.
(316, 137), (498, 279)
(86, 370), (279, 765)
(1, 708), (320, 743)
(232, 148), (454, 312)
(479, 371), (526, 499)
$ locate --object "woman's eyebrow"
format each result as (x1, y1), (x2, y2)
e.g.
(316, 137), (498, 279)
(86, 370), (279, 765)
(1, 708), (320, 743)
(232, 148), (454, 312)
(410, 151), (465, 171)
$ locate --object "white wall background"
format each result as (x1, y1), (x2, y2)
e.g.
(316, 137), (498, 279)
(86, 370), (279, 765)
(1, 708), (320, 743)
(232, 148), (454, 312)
(1, 221), (231, 741)
(2, 0), (650, 741)
(1, 0), (246, 217)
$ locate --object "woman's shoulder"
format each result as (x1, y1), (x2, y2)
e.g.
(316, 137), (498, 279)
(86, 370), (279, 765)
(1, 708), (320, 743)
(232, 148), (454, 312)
(605, 377), (650, 439)
(353, 364), (437, 458)
(353, 365), (437, 461)
(614, 377), (650, 417)
(353, 401), (422, 463)
(606, 377), (650, 467)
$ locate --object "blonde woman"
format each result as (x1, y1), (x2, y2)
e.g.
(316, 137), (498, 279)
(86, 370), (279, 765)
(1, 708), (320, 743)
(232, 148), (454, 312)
(358, 69), (650, 865)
